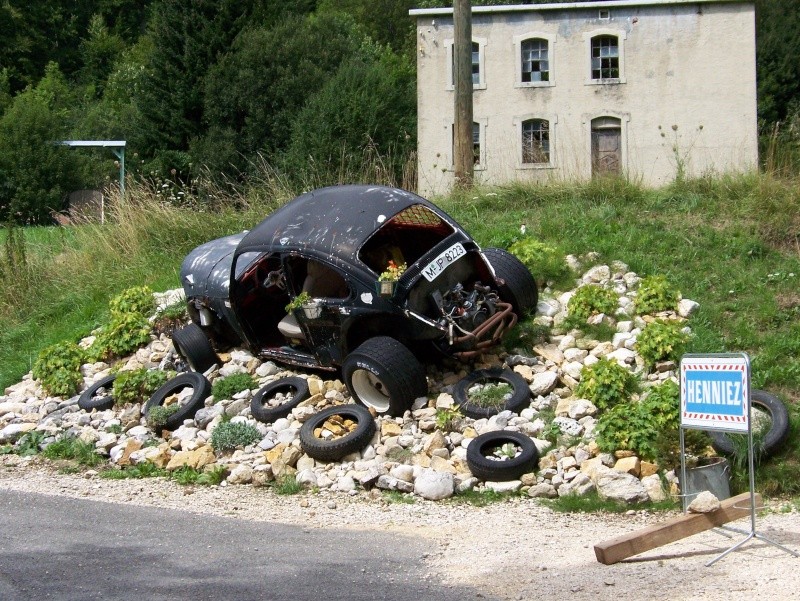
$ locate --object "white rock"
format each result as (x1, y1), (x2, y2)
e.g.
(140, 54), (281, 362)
(529, 372), (558, 396)
(484, 480), (522, 493)
(688, 490), (720, 513)
(296, 469), (318, 488)
(592, 465), (649, 504)
(227, 464), (253, 485)
(641, 474), (666, 502)
(414, 469), (454, 500)
(678, 298), (700, 318)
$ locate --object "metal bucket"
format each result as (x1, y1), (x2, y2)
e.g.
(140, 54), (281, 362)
(683, 456), (731, 504)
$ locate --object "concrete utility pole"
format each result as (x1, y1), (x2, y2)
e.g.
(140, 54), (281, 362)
(453, 0), (473, 189)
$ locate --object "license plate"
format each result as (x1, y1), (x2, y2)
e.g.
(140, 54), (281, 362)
(422, 242), (466, 282)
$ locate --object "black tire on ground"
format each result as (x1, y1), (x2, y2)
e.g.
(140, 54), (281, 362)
(250, 377), (311, 424)
(453, 368), (531, 419)
(172, 323), (220, 373)
(78, 374), (117, 412)
(298, 404), (376, 462)
(707, 389), (790, 458)
(343, 336), (427, 417)
(144, 372), (211, 433)
(482, 247), (538, 316)
(466, 430), (540, 482)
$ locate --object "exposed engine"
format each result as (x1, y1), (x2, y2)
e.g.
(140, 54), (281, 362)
(432, 282), (500, 338)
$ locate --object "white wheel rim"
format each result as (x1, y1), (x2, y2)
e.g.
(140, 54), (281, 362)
(351, 369), (390, 413)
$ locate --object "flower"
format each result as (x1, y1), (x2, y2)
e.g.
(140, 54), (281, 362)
(379, 260), (407, 282)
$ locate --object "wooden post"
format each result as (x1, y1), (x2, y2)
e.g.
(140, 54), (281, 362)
(594, 492), (760, 565)
(453, 0), (473, 189)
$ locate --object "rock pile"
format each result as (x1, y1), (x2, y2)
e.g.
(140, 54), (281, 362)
(0, 259), (698, 503)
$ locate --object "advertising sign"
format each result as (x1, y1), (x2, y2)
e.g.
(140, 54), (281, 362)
(680, 354), (750, 433)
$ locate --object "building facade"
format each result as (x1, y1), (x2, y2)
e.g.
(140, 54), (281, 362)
(411, 0), (757, 196)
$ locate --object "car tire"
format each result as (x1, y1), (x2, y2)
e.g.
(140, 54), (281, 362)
(453, 368), (531, 419)
(250, 377), (311, 424)
(343, 336), (427, 417)
(298, 404), (376, 462)
(707, 389), (790, 458)
(172, 323), (220, 373)
(483, 247), (538, 316)
(466, 430), (540, 482)
(144, 372), (211, 433)
(78, 374), (117, 412)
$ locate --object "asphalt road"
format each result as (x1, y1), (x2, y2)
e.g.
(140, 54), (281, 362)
(0, 490), (494, 601)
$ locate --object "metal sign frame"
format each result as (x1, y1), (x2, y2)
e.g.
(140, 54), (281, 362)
(679, 352), (798, 566)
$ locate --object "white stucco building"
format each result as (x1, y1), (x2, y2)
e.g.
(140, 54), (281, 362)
(410, 0), (757, 196)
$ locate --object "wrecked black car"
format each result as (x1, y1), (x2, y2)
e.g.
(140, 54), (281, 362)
(177, 185), (537, 416)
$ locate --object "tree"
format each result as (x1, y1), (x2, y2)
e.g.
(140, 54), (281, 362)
(316, 0), (417, 55)
(283, 50), (416, 184)
(756, 0), (800, 124)
(0, 64), (84, 223)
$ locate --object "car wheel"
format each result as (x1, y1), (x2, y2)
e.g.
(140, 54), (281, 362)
(482, 247), (538, 316)
(466, 430), (540, 482)
(707, 389), (790, 458)
(144, 372), (211, 433)
(298, 404), (376, 462)
(78, 374), (117, 412)
(343, 336), (427, 417)
(250, 377), (311, 424)
(453, 368), (530, 419)
(172, 323), (220, 373)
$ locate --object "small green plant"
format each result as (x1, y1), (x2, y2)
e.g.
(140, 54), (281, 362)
(285, 290), (311, 312)
(541, 420), (562, 446)
(575, 357), (637, 410)
(113, 368), (171, 405)
(508, 237), (571, 286)
(108, 286), (155, 319)
(567, 285), (618, 321)
(502, 320), (551, 353)
(32, 341), (85, 397)
(106, 424), (123, 434)
(466, 382), (512, 410)
(16, 431), (45, 456)
(544, 490), (677, 513)
(383, 490), (416, 504)
(378, 259), (407, 282)
(493, 442), (519, 459)
(635, 275), (680, 315)
(636, 320), (691, 367)
(385, 446), (413, 462)
(146, 404), (180, 430)
(210, 421), (262, 452)
(212, 372), (257, 403)
(169, 465), (226, 486)
(89, 312), (152, 361)
(100, 462), (167, 479)
(272, 474), (302, 495)
(170, 465), (203, 485)
(42, 436), (104, 467)
(449, 488), (519, 506)
(435, 406), (463, 431)
(0, 445), (13, 455)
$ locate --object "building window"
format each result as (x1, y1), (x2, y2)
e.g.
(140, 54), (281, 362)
(445, 38), (487, 90)
(591, 35), (619, 80)
(522, 119), (550, 164)
(521, 39), (549, 83)
(450, 121), (484, 168)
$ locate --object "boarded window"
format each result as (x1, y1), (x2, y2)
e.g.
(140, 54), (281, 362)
(521, 39), (549, 83)
(591, 35), (619, 80)
(522, 119), (550, 164)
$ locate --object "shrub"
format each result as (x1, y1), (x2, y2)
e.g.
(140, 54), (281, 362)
(636, 320), (691, 367)
(146, 404), (179, 430)
(508, 237), (570, 285)
(42, 435), (103, 467)
(210, 421), (261, 452)
(108, 286), (155, 319)
(112, 368), (171, 406)
(567, 285), (618, 321)
(635, 275), (680, 315)
(575, 357), (637, 410)
(89, 313), (152, 361)
(212, 372), (257, 403)
(32, 341), (85, 397)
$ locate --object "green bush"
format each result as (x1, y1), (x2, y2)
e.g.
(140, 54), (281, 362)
(32, 341), (85, 397)
(112, 368), (171, 406)
(210, 421), (261, 452)
(508, 237), (570, 285)
(575, 357), (637, 410)
(89, 313), (152, 361)
(635, 275), (680, 315)
(146, 404), (179, 430)
(636, 320), (691, 367)
(108, 286), (155, 319)
(567, 285), (618, 321)
(212, 372), (257, 403)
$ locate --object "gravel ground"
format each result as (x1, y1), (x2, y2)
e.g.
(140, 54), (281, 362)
(1, 455), (798, 600)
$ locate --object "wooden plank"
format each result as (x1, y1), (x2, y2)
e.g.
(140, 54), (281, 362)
(594, 492), (760, 565)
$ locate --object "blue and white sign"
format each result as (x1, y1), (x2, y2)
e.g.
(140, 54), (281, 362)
(680, 354), (750, 432)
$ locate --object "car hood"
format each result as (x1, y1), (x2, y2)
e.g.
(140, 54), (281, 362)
(180, 232), (246, 299)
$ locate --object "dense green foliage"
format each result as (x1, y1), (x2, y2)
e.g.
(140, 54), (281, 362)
(113, 368), (171, 406)
(635, 320), (691, 368)
(32, 341), (85, 397)
(210, 421), (262, 452)
(575, 358), (637, 410)
(211, 373), (257, 403)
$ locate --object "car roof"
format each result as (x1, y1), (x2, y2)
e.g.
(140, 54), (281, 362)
(235, 185), (445, 265)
